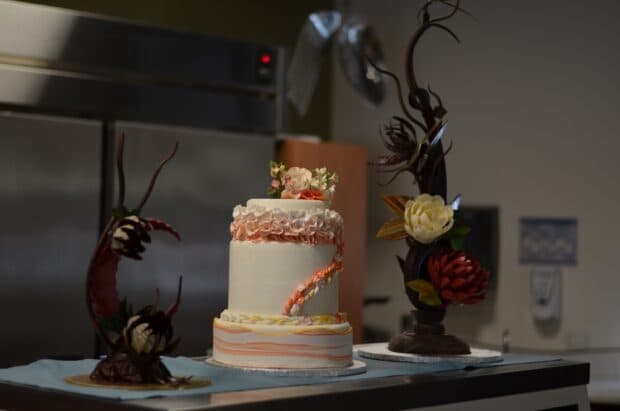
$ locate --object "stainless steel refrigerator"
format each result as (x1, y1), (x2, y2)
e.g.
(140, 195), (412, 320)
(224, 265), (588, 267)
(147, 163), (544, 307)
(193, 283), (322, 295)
(0, 0), (284, 366)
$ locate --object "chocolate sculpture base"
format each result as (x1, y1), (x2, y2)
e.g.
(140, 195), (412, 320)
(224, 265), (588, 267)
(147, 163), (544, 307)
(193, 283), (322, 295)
(388, 331), (470, 355)
(90, 351), (173, 384)
(388, 309), (470, 355)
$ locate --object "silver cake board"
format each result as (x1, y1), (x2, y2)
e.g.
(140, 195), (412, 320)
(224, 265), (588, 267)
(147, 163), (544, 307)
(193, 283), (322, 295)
(206, 357), (367, 377)
(355, 343), (503, 365)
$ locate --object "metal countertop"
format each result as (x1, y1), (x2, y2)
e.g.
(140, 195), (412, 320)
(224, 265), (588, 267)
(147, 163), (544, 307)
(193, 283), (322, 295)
(0, 359), (589, 411)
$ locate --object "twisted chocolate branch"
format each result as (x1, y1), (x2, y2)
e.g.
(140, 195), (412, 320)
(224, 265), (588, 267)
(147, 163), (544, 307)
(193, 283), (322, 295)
(369, 0), (469, 198)
(116, 133), (126, 209)
(86, 135), (180, 351)
(135, 142), (179, 212)
(85, 218), (120, 350)
(165, 276), (183, 319)
(366, 58), (427, 132)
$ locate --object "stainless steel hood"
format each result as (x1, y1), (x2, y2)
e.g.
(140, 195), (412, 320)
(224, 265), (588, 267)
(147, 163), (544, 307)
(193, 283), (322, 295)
(0, 0), (286, 132)
(0, 0), (285, 365)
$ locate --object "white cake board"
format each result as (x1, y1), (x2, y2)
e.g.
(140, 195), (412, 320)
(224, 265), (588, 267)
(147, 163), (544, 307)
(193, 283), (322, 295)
(355, 343), (503, 365)
(205, 357), (367, 377)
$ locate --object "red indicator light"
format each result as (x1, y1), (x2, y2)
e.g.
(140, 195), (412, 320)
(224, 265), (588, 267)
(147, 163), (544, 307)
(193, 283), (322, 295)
(260, 54), (272, 65)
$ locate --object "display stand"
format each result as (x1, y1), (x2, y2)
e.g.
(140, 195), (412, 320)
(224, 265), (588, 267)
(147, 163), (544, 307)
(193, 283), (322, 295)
(356, 343), (502, 365)
(206, 358), (367, 377)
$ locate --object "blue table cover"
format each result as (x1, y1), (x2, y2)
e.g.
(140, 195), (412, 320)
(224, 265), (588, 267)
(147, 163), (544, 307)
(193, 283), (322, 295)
(0, 352), (557, 401)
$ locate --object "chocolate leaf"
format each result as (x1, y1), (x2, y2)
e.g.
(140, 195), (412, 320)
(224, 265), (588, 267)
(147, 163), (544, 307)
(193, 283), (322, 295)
(402, 244), (419, 280)
(145, 218), (181, 241)
(376, 218), (408, 240)
(406, 279), (442, 306)
(381, 195), (409, 215)
(111, 207), (129, 220)
(450, 224), (471, 237)
(396, 255), (406, 275)
(451, 237), (465, 251)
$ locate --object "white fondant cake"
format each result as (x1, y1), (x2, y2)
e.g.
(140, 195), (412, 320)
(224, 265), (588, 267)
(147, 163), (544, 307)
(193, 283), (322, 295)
(212, 198), (352, 369)
(229, 242), (339, 314)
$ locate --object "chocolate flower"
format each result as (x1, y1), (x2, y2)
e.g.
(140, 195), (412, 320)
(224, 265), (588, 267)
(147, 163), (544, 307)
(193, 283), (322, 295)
(404, 194), (454, 244)
(427, 250), (489, 304)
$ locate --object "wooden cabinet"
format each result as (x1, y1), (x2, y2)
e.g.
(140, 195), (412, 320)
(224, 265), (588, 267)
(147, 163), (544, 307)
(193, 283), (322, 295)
(278, 139), (368, 343)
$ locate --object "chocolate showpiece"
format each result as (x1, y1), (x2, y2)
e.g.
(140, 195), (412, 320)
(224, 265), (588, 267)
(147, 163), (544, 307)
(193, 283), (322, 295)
(85, 133), (187, 385)
(371, 0), (490, 355)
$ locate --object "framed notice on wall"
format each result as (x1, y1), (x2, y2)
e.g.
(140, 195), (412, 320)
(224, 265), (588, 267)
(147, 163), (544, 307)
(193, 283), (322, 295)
(519, 218), (578, 266)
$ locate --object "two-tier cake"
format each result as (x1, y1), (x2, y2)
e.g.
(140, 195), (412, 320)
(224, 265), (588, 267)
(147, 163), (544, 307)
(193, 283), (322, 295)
(212, 164), (352, 369)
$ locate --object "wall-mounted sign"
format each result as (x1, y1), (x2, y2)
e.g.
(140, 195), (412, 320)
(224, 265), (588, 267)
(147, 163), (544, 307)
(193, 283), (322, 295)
(519, 218), (577, 265)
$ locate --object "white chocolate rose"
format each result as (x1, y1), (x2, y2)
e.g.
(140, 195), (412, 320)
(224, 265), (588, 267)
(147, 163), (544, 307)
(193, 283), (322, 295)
(282, 167), (312, 198)
(123, 315), (166, 354)
(404, 194), (454, 244)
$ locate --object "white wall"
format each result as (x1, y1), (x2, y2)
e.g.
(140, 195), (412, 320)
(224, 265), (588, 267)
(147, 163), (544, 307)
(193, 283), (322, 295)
(331, 0), (620, 351)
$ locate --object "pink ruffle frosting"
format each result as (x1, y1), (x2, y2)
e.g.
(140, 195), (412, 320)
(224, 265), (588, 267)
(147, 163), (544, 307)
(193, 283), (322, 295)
(230, 204), (343, 246)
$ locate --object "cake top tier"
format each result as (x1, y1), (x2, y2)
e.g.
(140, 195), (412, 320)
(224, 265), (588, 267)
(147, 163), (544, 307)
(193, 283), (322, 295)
(247, 198), (327, 212)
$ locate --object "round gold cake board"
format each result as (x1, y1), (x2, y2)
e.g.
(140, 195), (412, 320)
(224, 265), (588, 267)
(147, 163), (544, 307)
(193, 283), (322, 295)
(355, 343), (503, 365)
(206, 357), (367, 377)
(65, 375), (211, 391)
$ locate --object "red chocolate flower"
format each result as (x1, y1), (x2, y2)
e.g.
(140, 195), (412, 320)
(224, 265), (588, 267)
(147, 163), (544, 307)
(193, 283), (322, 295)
(299, 189), (325, 200)
(427, 250), (489, 304)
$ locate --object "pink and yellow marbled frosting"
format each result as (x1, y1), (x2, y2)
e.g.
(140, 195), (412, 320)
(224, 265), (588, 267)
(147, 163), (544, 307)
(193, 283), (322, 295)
(213, 318), (353, 369)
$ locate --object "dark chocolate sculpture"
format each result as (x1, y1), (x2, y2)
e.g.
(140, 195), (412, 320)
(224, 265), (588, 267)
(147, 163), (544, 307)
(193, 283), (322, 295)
(371, 0), (490, 355)
(86, 133), (186, 384)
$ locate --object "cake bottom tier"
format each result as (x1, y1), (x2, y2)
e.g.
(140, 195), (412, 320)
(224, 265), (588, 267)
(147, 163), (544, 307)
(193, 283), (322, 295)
(212, 318), (353, 369)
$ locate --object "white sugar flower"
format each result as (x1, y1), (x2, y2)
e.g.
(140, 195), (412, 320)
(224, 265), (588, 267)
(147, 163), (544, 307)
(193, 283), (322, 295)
(403, 194), (454, 244)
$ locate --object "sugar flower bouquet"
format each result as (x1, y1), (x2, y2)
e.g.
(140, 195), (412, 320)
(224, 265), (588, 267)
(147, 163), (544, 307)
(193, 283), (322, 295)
(268, 161), (338, 202)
